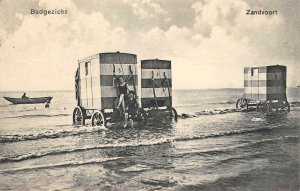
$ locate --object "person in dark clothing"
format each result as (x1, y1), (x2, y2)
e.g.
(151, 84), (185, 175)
(116, 76), (129, 110)
(45, 100), (50, 108)
(21, 93), (27, 99)
(124, 91), (139, 128)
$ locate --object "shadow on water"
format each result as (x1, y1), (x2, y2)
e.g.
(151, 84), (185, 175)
(264, 112), (290, 125)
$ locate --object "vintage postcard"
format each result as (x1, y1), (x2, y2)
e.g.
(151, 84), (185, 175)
(0, 0), (299, 190)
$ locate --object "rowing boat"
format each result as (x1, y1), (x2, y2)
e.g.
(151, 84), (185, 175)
(3, 96), (53, 104)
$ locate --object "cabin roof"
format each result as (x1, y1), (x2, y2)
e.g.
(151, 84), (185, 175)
(141, 59), (171, 63)
(244, 65), (286, 69)
(78, 52), (137, 63)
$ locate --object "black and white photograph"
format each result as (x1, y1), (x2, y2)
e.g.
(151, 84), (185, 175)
(0, 0), (299, 190)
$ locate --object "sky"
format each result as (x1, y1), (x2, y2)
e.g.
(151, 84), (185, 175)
(0, 0), (299, 91)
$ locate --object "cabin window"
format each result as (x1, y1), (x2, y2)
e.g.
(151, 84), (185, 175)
(251, 68), (258, 76)
(85, 62), (89, 76)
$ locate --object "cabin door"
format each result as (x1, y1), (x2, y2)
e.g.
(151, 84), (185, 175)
(251, 68), (259, 99)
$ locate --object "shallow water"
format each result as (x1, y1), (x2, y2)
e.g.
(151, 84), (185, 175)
(0, 89), (299, 190)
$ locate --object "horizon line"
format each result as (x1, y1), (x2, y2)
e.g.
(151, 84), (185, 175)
(0, 86), (298, 92)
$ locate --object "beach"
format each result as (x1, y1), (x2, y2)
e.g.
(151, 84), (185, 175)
(0, 88), (299, 190)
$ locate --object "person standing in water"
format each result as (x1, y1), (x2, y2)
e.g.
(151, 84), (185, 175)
(45, 100), (50, 108)
(124, 91), (139, 128)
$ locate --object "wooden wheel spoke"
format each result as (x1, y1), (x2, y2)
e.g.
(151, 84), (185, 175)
(91, 110), (106, 127)
(73, 106), (85, 126)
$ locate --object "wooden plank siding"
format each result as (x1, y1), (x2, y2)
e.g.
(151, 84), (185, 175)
(243, 65), (287, 101)
(78, 52), (138, 110)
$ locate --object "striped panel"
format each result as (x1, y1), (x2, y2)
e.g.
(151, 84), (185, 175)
(267, 93), (287, 100)
(243, 65), (287, 101)
(141, 88), (171, 98)
(244, 71), (252, 81)
(141, 79), (172, 88)
(90, 59), (100, 76)
(266, 87), (286, 94)
(249, 73), (267, 81)
(101, 85), (136, 98)
(267, 65), (286, 73)
(244, 67), (267, 73)
(100, 64), (137, 76)
(244, 80), (286, 87)
(100, 75), (138, 86)
(79, 61), (91, 78)
(141, 60), (171, 69)
(244, 67), (250, 74)
(101, 97), (117, 109)
(80, 78), (87, 106)
(244, 80), (262, 87)
(141, 69), (171, 79)
(244, 93), (286, 100)
(100, 53), (136, 64)
(79, 54), (99, 63)
(244, 94), (266, 100)
(77, 52), (138, 110)
(244, 87), (285, 94)
(258, 67), (267, 73)
(141, 97), (172, 108)
(244, 87), (266, 95)
(82, 76), (102, 108)
(266, 72), (285, 80)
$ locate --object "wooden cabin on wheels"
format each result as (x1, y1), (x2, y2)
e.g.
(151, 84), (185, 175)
(141, 59), (177, 121)
(73, 51), (147, 126)
(73, 52), (177, 127)
(236, 65), (290, 112)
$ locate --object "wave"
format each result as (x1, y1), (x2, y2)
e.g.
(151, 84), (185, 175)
(0, 157), (122, 173)
(6, 113), (71, 119)
(211, 101), (237, 105)
(0, 126), (107, 143)
(172, 135), (297, 158)
(2, 126), (296, 163)
(0, 120), (274, 144)
(175, 101), (236, 108)
(173, 127), (275, 143)
(0, 137), (170, 163)
(178, 108), (241, 119)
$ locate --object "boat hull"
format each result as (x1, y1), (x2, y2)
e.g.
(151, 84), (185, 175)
(3, 96), (53, 104)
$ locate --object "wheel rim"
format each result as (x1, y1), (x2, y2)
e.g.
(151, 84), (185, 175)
(171, 107), (178, 122)
(92, 111), (104, 126)
(73, 107), (84, 125)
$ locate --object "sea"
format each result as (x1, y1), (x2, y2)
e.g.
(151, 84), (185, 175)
(0, 88), (299, 191)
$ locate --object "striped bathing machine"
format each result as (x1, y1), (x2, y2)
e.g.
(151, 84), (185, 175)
(236, 65), (290, 112)
(73, 52), (147, 126)
(141, 59), (177, 121)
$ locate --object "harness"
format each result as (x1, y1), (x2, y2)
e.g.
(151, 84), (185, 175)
(112, 52), (137, 105)
(151, 70), (171, 109)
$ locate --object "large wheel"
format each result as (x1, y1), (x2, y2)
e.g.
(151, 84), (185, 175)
(137, 108), (148, 126)
(73, 106), (85, 126)
(169, 107), (178, 122)
(91, 110), (106, 127)
(236, 98), (248, 110)
(257, 101), (270, 113)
